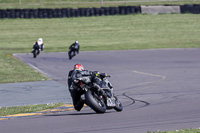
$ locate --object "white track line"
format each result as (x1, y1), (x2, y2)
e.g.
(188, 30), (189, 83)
(132, 70), (166, 80)
(27, 63), (51, 78)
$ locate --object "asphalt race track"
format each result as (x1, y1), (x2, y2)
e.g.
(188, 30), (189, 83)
(1, 48), (200, 133)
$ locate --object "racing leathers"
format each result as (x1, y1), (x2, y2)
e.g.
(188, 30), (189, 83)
(68, 70), (113, 111)
(32, 41), (44, 52)
(69, 42), (79, 54)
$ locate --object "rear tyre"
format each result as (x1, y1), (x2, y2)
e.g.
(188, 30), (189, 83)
(113, 96), (123, 112)
(85, 90), (106, 113)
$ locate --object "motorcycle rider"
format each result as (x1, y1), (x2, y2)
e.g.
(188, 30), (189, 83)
(68, 64), (114, 111)
(69, 40), (80, 54)
(32, 38), (44, 53)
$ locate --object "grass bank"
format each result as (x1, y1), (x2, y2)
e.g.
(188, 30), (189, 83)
(0, 103), (64, 117)
(0, 14), (200, 83)
(0, 0), (200, 9)
(149, 129), (200, 133)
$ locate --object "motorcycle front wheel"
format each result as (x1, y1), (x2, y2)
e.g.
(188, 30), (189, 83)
(113, 96), (123, 112)
(33, 49), (39, 58)
(68, 50), (75, 60)
(85, 90), (106, 113)
(33, 50), (37, 58)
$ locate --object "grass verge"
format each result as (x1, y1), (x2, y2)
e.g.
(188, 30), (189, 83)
(0, 103), (65, 117)
(148, 129), (200, 133)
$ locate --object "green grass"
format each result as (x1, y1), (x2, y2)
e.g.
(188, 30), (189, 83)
(0, 53), (49, 83)
(148, 129), (200, 133)
(0, 103), (64, 116)
(0, 0), (200, 9)
(0, 14), (200, 83)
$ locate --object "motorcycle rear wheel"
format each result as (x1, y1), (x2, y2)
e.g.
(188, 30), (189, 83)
(85, 90), (106, 113)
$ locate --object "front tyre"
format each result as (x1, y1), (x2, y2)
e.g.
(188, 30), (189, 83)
(85, 90), (106, 113)
(68, 50), (75, 60)
(33, 49), (40, 58)
(113, 96), (123, 112)
(33, 50), (37, 58)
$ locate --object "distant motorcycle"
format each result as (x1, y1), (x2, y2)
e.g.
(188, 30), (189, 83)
(32, 44), (40, 58)
(68, 43), (79, 60)
(74, 73), (123, 113)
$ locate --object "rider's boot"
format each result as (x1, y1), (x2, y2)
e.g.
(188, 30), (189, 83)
(74, 98), (85, 111)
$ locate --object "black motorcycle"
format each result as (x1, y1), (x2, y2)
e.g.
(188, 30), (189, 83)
(74, 74), (123, 113)
(32, 44), (40, 58)
(68, 45), (79, 60)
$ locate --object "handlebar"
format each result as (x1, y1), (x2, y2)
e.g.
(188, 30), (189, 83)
(98, 73), (111, 78)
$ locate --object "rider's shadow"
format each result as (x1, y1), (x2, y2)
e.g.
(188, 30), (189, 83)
(44, 110), (114, 117)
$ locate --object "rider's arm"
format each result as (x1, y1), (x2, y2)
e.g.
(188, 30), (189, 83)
(69, 44), (73, 49)
(71, 70), (91, 84)
(68, 70), (74, 79)
(80, 70), (93, 76)
(71, 70), (92, 81)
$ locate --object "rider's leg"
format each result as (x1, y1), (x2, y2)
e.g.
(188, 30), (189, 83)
(69, 85), (85, 111)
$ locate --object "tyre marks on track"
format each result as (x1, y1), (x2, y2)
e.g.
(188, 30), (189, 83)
(120, 70), (166, 109)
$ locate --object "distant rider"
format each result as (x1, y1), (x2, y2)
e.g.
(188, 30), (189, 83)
(68, 64), (114, 111)
(32, 38), (44, 52)
(69, 40), (80, 54)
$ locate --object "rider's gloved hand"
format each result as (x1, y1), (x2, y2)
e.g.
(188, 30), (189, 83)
(99, 73), (111, 78)
(99, 73), (106, 79)
(105, 74), (111, 77)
